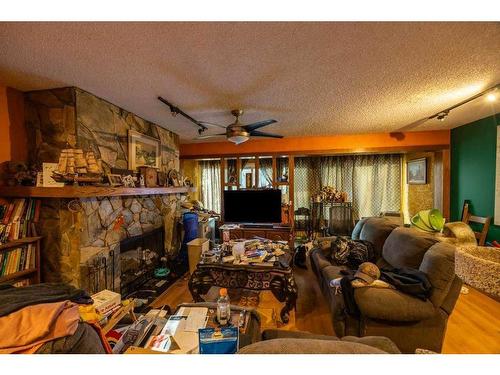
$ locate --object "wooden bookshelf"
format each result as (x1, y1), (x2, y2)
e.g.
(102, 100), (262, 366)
(0, 236), (43, 250)
(0, 236), (41, 285)
(0, 186), (196, 199)
(0, 268), (37, 283)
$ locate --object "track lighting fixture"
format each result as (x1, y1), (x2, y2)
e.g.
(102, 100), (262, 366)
(428, 83), (499, 123)
(158, 96), (208, 133)
(436, 111), (449, 121)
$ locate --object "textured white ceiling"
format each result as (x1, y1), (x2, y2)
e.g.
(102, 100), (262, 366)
(0, 22), (499, 143)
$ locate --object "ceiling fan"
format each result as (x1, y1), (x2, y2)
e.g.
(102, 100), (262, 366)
(158, 97), (282, 145)
(197, 109), (282, 144)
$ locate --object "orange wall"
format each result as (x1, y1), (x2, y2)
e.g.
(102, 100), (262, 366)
(0, 84), (26, 185)
(0, 85), (12, 164)
(6, 87), (27, 161)
(0, 84), (26, 164)
(180, 130), (450, 158)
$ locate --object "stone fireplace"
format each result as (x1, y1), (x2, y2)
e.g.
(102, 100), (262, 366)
(22, 86), (186, 294)
(39, 193), (183, 293)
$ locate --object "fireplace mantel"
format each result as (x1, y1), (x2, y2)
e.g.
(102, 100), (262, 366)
(0, 186), (196, 198)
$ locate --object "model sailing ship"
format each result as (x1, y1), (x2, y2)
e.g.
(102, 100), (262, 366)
(52, 148), (103, 183)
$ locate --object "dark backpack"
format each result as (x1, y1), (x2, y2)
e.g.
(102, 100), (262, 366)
(330, 236), (374, 269)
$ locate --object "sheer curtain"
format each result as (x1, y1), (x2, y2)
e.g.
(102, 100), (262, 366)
(258, 158), (273, 187)
(294, 157), (321, 209)
(199, 160), (221, 213)
(294, 154), (402, 219)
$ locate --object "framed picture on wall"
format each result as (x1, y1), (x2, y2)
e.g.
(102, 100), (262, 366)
(407, 158), (427, 184)
(128, 130), (161, 170)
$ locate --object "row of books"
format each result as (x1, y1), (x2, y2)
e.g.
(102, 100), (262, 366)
(0, 244), (36, 277)
(0, 199), (41, 244)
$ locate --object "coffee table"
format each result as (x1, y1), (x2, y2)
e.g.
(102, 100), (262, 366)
(188, 254), (298, 323)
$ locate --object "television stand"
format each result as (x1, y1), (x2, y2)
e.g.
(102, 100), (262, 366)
(219, 224), (293, 248)
(240, 223), (274, 229)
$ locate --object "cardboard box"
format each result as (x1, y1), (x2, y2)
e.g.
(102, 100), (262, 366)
(92, 289), (121, 315)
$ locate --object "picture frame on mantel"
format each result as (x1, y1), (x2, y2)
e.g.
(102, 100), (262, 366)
(106, 174), (123, 187)
(407, 157), (427, 184)
(128, 130), (161, 170)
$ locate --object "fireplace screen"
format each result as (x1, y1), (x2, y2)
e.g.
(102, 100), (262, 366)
(119, 227), (165, 296)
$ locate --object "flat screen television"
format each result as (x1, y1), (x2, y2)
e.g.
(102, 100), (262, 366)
(223, 189), (282, 224)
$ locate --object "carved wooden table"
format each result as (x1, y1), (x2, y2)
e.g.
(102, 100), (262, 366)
(188, 259), (298, 324)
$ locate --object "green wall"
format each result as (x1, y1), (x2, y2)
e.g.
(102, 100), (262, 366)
(451, 112), (500, 242)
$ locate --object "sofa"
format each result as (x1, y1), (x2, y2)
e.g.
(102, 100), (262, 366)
(35, 322), (107, 354)
(310, 216), (462, 353)
(238, 329), (401, 354)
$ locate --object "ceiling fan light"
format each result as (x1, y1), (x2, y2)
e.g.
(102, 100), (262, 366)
(228, 135), (249, 145)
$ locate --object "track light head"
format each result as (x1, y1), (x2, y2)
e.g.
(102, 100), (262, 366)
(436, 111), (449, 121)
(486, 92), (497, 102)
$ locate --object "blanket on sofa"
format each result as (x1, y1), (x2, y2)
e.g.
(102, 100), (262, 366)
(0, 301), (80, 353)
(0, 283), (92, 317)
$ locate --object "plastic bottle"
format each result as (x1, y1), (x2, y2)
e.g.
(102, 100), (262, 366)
(216, 288), (230, 325)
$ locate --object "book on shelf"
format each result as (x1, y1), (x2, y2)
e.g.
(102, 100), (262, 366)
(0, 243), (36, 278)
(0, 198), (41, 244)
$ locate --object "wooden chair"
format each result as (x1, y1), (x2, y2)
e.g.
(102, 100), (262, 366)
(461, 202), (491, 246)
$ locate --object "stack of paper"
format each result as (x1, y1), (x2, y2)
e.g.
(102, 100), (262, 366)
(184, 307), (208, 332)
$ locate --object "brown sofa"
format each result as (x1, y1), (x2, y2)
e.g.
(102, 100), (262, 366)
(238, 329), (401, 354)
(310, 217), (462, 353)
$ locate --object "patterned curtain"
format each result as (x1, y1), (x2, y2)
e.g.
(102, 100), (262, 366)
(294, 157), (321, 210)
(294, 154), (402, 219)
(199, 160), (221, 213)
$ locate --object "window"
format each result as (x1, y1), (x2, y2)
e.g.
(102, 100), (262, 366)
(199, 159), (221, 213)
(294, 154), (402, 219)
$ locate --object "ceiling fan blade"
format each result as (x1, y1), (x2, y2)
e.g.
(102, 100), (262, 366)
(249, 130), (284, 139)
(195, 133), (226, 140)
(243, 119), (277, 132)
(199, 121), (227, 129)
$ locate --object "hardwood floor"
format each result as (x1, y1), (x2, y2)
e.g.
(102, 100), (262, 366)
(152, 263), (500, 354)
(443, 286), (500, 354)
